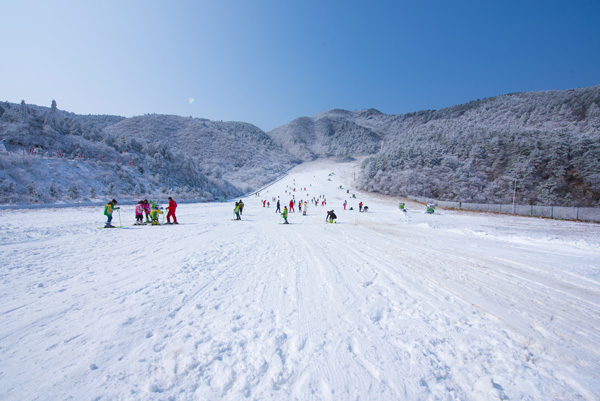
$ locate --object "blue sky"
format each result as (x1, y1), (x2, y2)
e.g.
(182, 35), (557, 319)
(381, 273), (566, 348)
(1, 0), (599, 131)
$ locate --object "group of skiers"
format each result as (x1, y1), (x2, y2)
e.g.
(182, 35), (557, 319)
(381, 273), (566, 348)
(102, 197), (177, 228)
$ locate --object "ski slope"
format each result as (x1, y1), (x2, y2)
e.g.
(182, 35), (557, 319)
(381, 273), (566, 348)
(1, 159), (599, 401)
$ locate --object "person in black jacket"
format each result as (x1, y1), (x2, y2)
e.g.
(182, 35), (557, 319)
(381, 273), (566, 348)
(326, 210), (337, 223)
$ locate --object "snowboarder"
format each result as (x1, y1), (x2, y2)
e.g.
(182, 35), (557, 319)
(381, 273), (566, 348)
(166, 197), (178, 224)
(281, 206), (289, 224)
(326, 210), (337, 223)
(103, 199), (119, 228)
(276, 199), (281, 213)
(234, 202), (241, 220)
(134, 201), (144, 225)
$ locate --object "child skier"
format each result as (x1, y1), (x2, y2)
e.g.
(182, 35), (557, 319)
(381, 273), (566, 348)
(166, 197), (178, 224)
(150, 205), (162, 225)
(281, 206), (289, 224)
(103, 199), (119, 228)
(135, 201), (144, 225)
(142, 200), (151, 223)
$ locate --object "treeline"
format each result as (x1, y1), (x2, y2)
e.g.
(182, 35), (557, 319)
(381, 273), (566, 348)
(358, 86), (600, 206)
(0, 100), (294, 204)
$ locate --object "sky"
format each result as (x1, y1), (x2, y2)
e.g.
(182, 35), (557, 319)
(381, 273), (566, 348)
(1, 0), (599, 131)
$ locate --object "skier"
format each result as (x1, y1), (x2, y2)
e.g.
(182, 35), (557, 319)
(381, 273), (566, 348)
(134, 201), (144, 225)
(289, 199), (295, 212)
(281, 206), (289, 224)
(276, 199), (281, 213)
(166, 197), (178, 224)
(103, 199), (119, 228)
(263, 200), (266, 207)
(239, 200), (245, 216)
(142, 200), (151, 223)
(234, 202), (241, 220)
(426, 204), (435, 214)
(343, 200), (347, 210)
(326, 210), (337, 223)
(363, 206), (369, 212)
(302, 201), (307, 215)
(399, 202), (407, 213)
(150, 205), (162, 225)
(359, 202), (363, 212)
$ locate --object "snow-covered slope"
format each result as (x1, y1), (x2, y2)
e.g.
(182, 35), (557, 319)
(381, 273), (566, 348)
(1, 159), (599, 400)
(269, 85), (600, 206)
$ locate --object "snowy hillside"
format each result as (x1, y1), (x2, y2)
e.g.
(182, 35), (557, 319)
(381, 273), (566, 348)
(268, 112), (382, 161)
(269, 85), (600, 206)
(0, 101), (298, 204)
(102, 114), (300, 191)
(1, 159), (599, 400)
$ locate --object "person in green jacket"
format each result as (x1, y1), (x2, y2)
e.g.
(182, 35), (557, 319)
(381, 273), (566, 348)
(150, 206), (162, 225)
(281, 206), (289, 224)
(103, 199), (119, 228)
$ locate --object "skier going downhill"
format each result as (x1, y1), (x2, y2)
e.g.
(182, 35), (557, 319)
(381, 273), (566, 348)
(281, 206), (289, 224)
(326, 210), (337, 224)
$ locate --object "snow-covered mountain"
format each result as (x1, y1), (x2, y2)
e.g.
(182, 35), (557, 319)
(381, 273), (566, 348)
(269, 85), (600, 206)
(0, 101), (299, 204)
(2, 85), (599, 206)
(267, 110), (382, 161)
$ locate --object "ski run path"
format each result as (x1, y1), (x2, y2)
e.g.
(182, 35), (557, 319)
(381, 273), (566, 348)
(1, 159), (600, 401)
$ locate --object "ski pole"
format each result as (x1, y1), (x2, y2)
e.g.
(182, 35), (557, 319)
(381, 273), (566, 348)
(117, 209), (122, 226)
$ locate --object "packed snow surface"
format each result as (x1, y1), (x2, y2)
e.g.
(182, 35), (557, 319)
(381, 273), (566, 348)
(1, 159), (599, 401)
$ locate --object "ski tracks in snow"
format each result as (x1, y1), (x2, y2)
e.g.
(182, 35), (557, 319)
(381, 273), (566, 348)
(1, 159), (600, 400)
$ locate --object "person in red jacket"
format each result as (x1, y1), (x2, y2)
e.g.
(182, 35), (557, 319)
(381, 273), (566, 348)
(166, 197), (178, 224)
(289, 199), (295, 212)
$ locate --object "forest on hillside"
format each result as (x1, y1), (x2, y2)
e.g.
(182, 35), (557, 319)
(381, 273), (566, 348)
(0, 100), (293, 204)
(358, 87), (600, 206)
